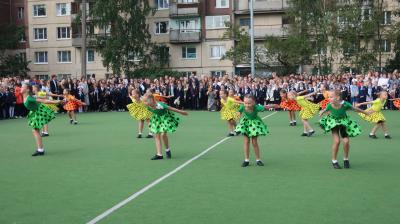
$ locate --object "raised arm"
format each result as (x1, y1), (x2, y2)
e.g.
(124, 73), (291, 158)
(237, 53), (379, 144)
(352, 106), (372, 115)
(167, 106), (189, 116)
(233, 100), (244, 104)
(46, 93), (64, 98)
(303, 91), (318, 98)
(319, 109), (327, 117)
(356, 101), (373, 107)
(389, 98), (400, 101)
(263, 104), (280, 110)
(35, 99), (63, 104)
(298, 89), (309, 95)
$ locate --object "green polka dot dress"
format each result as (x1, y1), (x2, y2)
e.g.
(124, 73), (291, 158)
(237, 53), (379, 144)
(147, 102), (181, 133)
(24, 95), (56, 130)
(234, 105), (268, 137)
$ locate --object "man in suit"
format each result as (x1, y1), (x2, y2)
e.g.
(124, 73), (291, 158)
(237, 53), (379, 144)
(168, 83), (176, 108)
(119, 84), (127, 111)
(340, 82), (349, 102)
(258, 83), (265, 106)
(0, 86), (5, 119)
(191, 81), (199, 110)
(372, 81), (381, 100)
(185, 83), (192, 110)
(199, 81), (207, 110)
(111, 87), (121, 111)
(188, 73), (199, 87)
(50, 75), (58, 96)
(92, 86), (100, 111)
(176, 84), (184, 110)
(359, 81), (367, 109)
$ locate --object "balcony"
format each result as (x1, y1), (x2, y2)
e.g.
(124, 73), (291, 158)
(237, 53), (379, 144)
(169, 0), (201, 17)
(170, 29), (201, 43)
(235, 0), (290, 14)
(238, 24), (288, 40)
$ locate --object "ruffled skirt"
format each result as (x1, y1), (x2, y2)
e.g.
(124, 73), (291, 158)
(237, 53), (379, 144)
(127, 103), (153, 120)
(220, 106), (240, 120)
(280, 100), (301, 111)
(318, 99), (329, 110)
(234, 116), (269, 137)
(317, 114), (361, 137)
(299, 100), (320, 119)
(63, 100), (82, 111)
(42, 100), (59, 112)
(149, 111), (181, 133)
(393, 100), (400, 109)
(359, 110), (386, 123)
(27, 104), (56, 129)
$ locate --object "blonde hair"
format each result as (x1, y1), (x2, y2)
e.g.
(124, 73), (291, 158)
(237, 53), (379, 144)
(332, 89), (342, 100)
(143, 92), (155, 101)
(132, 89), (140, 96)
(377, 91), (387, 97)
(289, 90), (298, 97)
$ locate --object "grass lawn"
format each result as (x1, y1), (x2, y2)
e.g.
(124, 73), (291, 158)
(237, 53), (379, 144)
(0, 110), (399, 223)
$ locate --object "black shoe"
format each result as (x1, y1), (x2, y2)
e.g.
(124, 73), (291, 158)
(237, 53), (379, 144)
(385, 135), (391, 139)
(344, 160), (350, 169)
(227, 133), (235, 137)
(294, 122), (296, 126)
(166, 150), (171, 159)
(74, 121), (77, 125)
(151, 155), (163, 160)
(235, 132), (240, 136)
(41, 133), (49, 137)
(32, 150), (45, 156)
(137, 134), (142, 138)
(257, 161), (264, 166)
(146, 135), (153, 138)
(301, 133), (308, 136)
(70, 119), (73, 124)
(241, 161), (249, 167)
(290, 123), (293, 126)
(333, 162), (342, 169)
(307, 130), (315, 137)
(369, 134), (378, 139)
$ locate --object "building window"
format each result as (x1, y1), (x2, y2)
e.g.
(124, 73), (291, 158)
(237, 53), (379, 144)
(33, 5), (46, 17)
(34, 28), (47, 41)
(18, 7), (24, 19)
(154, 22), (169, 34)
(211, 71), (226, 77)
(182, 71), (196, 78)
(181, 46), (196, 59)
(56, 3), (70, 16)
(19, 34), (26, 42)
(216, 0), (228, 8)
(86, 74), (95, 80)
(35, 52), (48, 64)
(210, 45), (226, 59)
(206, 16), (229, 29)
(37, 75), (49, 80)
(155, 47), (169, 60)
(180, 20), (197, 33)
(381, 11), (391, 25)
(18, 53), (27, 61)
(154, 0), (168, 9)
(375, 40), (391, 53)
(57, 51), (71, 63)
(87, 50), (95, 62)
(128, 51), (142, 61)
(240, 18), (250, 27)
(58, 74), (71, 80)
(57, 27), (70, 39)
(362, 9), (371, 21)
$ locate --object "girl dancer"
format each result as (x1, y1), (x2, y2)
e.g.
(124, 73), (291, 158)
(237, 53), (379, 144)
(32, 85), (63, 137)
(63, 89), (86, 125)
(142, 93), (188, 160)
(234, 94), (280, 167)
(288, 90), (319, 137)
(317, 84), (329, 110)
(127, 89), (153, 138)
(279, 89), (301, 126)
(229, 88), (242, 124)
(357, 91), (391, 139)
(21, 83), (64, 156)
(220, 89), (243, 137)
(317, 89), (372, 169)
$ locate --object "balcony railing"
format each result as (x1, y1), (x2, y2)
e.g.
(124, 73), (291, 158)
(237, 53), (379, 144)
(238, 24), (288, 40)
(235, 0), (290, 13)
(169, 0), (201, 17)
(170, 29), (201, 43)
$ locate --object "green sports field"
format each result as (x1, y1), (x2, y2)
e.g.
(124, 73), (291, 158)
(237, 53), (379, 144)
(1, 110), (399, 224)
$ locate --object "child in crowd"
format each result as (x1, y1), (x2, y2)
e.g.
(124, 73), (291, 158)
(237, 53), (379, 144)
(350, 80), (359, 107)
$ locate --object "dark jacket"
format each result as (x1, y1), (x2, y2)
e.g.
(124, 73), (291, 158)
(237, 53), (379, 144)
(7, 93), (16, 105)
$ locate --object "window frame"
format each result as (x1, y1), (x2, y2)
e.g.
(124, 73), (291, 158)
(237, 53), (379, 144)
(128, 51), (142, 61)
(37, 75), (49, 81)
(34, 28), (47, 41)
(33, 5), (46, 17)
(154, 21), (169, 34)
(155, 0), (168, 10)
(57, 27), (71, 40)
(57, 51), (72, 63)
(211, 71), (226, 77)
(34, 52), (48, 64)
(58, 74), (71, 80)
(18, 7), (24, 19)
(56, 3), (70, 16)
(210, 45), (226, 59)
(18, 53), (27, 61)
(87, 50), (95, 63)
(206, 15), (230, 29)
(181, 46), (196, 59)
(380, 11), (391, 25)
(216, 0), (229, 8)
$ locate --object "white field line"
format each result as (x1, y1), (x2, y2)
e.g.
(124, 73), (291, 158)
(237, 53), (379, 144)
(86, 111), (278, 224)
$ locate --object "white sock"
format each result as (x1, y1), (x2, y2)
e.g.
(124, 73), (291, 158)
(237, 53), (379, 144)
(38, 148), (44, 152)
(385, 133), (388, 136)
(332, 160), (337, 163)
(165, 148), (170, 152)
(43, 132), (48, 134)
(344, 158), (349, 161)
(74, 121), (77, 122)
(245, 159), (249, 162)
(310, 130), (314, 132)
(70, 119), (73, 120)
(294, 120), (296, 122)
(304, 132), (307, 134)
(370, 133), (374, 135)
(231, 132), (234, 134)
(157, 154), (163, 156)
(256, 159), (261, 162)
(139, 133), (142, 135)
(149, 133), (153, 136)
(290, 121), (293, 123)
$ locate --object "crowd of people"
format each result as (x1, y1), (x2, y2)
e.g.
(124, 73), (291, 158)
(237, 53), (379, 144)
(1, 70), (400, 120)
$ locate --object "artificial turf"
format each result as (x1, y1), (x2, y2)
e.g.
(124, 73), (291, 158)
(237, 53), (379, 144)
(0, 110), (399, 223)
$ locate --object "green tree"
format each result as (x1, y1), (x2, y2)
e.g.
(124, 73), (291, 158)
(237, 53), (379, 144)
(220, 22), (310, 76)
(0, 54), (31, 77)
(72, 0), (173, 77)
(386, 36), (400, 72)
